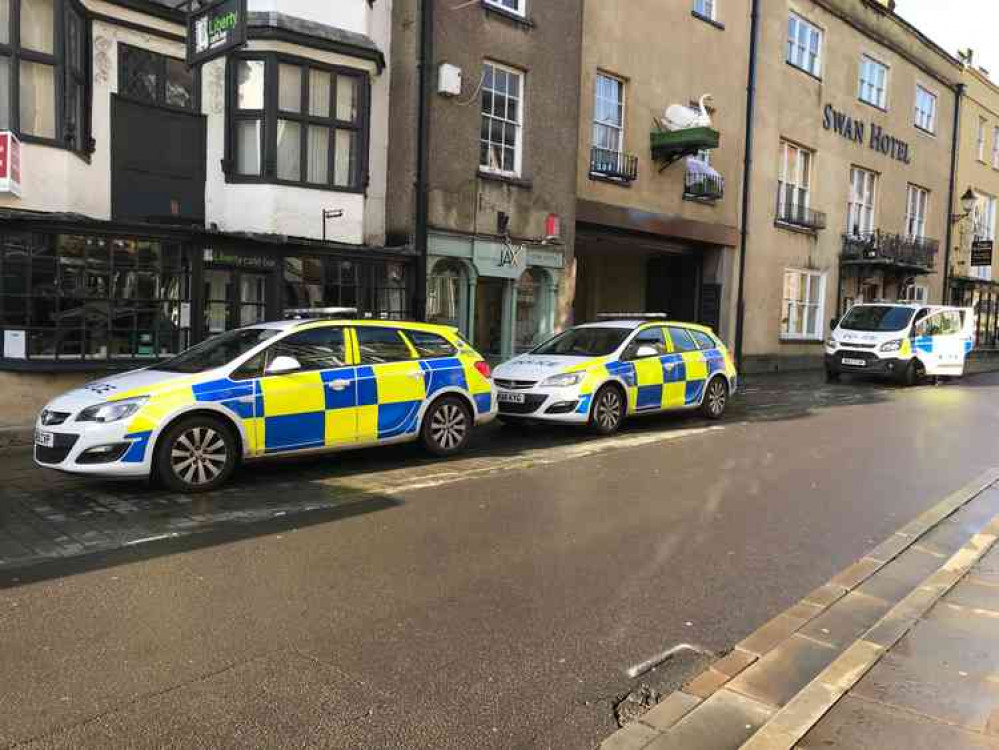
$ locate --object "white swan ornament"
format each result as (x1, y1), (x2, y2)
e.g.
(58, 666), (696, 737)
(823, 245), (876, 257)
(662, 94), (714, 132)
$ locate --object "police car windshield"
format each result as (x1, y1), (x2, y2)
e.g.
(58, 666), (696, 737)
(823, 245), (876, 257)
(532, 327), (631, 357)
(840, 306), (916, 332)
(155, 329), (280, 373)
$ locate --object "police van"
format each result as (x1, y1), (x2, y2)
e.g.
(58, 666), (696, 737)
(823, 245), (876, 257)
(825, 303), (975, 385)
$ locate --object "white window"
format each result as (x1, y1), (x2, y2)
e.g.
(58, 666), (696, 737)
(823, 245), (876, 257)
(848, 167), (878, 236)
(480, 61), (524, 176)
(781, 269), (825, 339)
(978, 117), (988, 162)
(993, 127), (999, 169)
(787, 13), (822, 77)
(592, 73), (624, 154)
(858, 55), (888, 109)
(973, 194), (997, 281)
(900, 284), (928, 304)
(483, 0), (524, 16)
(777, 141), (813, 221)
(914, 85), (937, 133)
(905, 184), (930, 240)
(693, 0), (716, 19)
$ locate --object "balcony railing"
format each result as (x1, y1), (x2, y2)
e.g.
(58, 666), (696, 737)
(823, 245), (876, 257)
(683, 171), (724, 201)
(841, 230), (939, 272)
(589, 147), (638, 182)
(775, 199), (827, 231)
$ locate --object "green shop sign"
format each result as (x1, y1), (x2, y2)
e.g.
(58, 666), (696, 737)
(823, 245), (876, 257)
(187, 0), (247, 67)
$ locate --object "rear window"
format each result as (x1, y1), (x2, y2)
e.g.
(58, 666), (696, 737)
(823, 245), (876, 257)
(406, 330), (458, 359)
(667, 327), (699, 353)
(356, 327), (413, 364)
(691, 330), (718, 350)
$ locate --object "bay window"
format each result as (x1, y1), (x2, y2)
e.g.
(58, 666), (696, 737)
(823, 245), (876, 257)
(0, 0), (91, 153)
(227, 53), (369, 192)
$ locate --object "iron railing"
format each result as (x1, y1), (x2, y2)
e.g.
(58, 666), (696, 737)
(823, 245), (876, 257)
(775, 199), (827, 230)
(841, 230), (939, 271)
(589, 147), (638, 182)
(683, 171), (724, 201)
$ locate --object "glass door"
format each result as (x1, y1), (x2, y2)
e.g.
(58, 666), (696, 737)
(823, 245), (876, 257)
(203, 269), (269, 336)
(239, 272), (268, 326)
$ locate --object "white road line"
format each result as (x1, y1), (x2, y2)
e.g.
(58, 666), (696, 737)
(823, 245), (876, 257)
(124, 533), (178, 546)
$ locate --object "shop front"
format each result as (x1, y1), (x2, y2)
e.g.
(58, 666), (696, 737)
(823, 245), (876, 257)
(425, 231), (563, 361)
(0, 211), (415, 422)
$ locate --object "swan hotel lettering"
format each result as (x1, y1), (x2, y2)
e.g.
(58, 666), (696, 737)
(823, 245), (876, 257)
(822, 103), (913, 164)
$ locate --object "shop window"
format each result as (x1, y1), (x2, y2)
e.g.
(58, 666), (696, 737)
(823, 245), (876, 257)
(0, 230), (191, 362)
(228, 53), (368, 190)
(480, 61), (524, 176)
(515, 268), (547, 352)
(781, 269), (825, 340)
(356, 327), (411, 364)
(858, 55), (888, 110)
(118, 44), (197, 111)
(427, 260), (467, 330)
(0, 0), (91, 152)
(786, 12), (822, 78)
(283, 257), (409, 320)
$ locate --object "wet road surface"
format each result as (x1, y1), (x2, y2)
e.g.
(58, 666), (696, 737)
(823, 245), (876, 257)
(2, 372), (999, 748)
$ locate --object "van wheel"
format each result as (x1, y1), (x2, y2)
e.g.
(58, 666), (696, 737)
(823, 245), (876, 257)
(899, 359), (923, 387)
(422, 396), (472, 456)
(156, 416), (238, 493)
(700, 377), (729, 420)
(589, 385), (625, 435)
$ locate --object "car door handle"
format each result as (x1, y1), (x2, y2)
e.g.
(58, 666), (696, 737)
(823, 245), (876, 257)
(327, 379), (352, 391)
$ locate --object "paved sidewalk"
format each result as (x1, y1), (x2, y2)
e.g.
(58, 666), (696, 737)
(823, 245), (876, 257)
(601, 471), (999, 750)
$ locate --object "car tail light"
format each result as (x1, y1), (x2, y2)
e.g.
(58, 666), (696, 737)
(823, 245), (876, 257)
(473, 360), (492, 379)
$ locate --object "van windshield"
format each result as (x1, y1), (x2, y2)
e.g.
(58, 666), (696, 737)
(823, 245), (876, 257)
(839, 306), (916, 332)
(532, 327), (631, 357)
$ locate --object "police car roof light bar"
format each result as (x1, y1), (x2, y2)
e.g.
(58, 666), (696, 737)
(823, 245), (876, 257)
(285, 307), (359, 321)
(595, 313), (670, 321)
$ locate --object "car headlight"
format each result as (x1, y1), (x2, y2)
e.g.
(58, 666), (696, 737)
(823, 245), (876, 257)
(77, 396), (149, 424)
(826, 337), (838, 350)
(880, 339), (903, 353)
(540, 372), (586, 388)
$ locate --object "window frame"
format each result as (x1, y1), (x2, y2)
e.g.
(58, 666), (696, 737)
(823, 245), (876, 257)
(224, 51), (371, 193)
(1, 0), (93, 157)
(993, 126), (999, 170)
(786, 12), (823, 79)
(780, 268), (826, 341)
(913, 83), (937, 135)
(847, 166), (878, 237)
(978, 117), (988, 163)
(693, 0), (716, 21)
(858, 53), (889, 111)
(666, 326), (699, 353)
(482, 0), (525, 18)
(905, 184), (930, 241)
(479, 59), (525, 178)
(592, 71), (625, 155)
(117, 42), (200, 113)
(777, 140), (813, 216)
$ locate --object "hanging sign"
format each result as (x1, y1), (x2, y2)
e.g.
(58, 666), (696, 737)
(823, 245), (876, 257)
(186, 0), (248, 67)
(0, 131), (22, 198)
(972, 239), (994, 267)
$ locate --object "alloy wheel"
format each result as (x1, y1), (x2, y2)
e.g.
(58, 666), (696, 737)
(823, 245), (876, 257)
(707, 380), (727, 416)
(171, 426), (228, 487)
(596, 390), (623, 431)
(430, 403), (468, 451)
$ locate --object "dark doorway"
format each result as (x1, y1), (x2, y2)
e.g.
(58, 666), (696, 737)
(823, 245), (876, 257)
(646, 255), (700, 321)
(111, 96), (206, 224)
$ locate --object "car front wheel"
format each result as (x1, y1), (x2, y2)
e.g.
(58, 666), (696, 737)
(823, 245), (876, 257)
(589, 385), (625, 435)
(156, 416), (238, 493)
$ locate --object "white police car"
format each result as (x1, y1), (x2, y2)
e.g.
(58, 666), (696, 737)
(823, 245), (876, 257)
(492, 317), (738, 434)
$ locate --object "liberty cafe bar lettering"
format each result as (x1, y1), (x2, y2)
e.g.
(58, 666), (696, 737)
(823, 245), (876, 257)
(186, 0), (247, 67)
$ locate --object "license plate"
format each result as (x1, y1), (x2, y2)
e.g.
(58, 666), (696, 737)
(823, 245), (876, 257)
(841, 357), (867, 367)
(497, 391), (526, 404)
(35, 430), (55, 448)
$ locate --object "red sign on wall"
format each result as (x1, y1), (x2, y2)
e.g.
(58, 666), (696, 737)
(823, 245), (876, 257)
(0, 132), (22, 197)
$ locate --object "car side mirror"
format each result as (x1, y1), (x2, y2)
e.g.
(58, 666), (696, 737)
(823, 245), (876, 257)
(265, 355), (302, 376)
(634, 345), (660, 359)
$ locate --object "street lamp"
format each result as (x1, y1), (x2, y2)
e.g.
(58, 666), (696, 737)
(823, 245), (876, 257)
(951, 188), (977, 223)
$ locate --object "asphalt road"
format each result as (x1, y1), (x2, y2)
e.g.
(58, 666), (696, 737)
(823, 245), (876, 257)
(2, 372), (999, 749)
